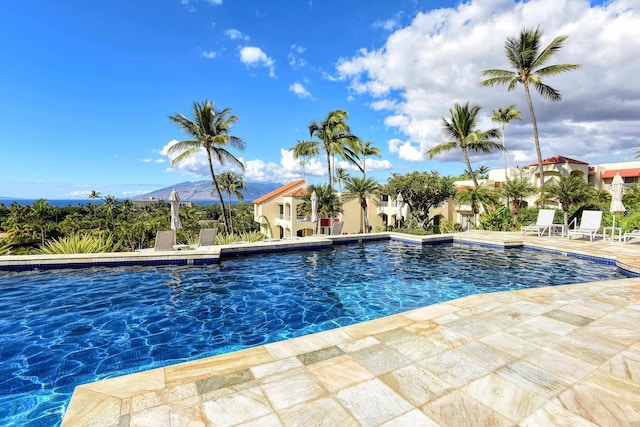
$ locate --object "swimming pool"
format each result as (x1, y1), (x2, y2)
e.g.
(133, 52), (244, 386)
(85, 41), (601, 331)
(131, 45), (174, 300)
(0, 240), (633, 426)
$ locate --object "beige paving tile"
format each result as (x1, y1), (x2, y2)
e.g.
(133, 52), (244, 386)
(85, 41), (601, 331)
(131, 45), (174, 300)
(523, 314), (579, 335)
(548, 332), (626, 365)
(542, 308), (595, 327)
(379, 409), (440, 427)
(200, 386), (274, 425)
(480, 330), (541, 358)
(251, 356), (304, 380)
(278, 397), (358, 427)
(237, 413), (283, 427)
(579, 318), (640, 346)
(558, 371), (640, 426)
(307, 354), (375, 393)
(335, 378), (414, 427)
(522, 347), (597, 384)
(417, 349), (489, 388)
(502, 322), (561, 346)
(520, 398), (600, 427)
(380, 363), (454, 406)
(463, 372), (548, 422)
(496, 359), (572, 399)
(454, 341), (515, 371)
(260, 372), (327, 411)
(420, 389), (513, 427)
(348, 343), (411, 376)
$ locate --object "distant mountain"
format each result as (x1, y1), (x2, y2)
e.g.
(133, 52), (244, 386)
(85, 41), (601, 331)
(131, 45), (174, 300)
(134, 180), (284, 202)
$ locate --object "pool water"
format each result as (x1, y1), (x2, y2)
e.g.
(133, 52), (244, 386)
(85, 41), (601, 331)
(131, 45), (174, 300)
(0, 241), (633, 426)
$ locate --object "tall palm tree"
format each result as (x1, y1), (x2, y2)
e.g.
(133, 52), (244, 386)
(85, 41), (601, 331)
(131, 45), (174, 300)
(545, 175), (589, 234)
(500, 177), (535, 216)
(360, 141), (381, 177)
(342, 176), (379, 233)
(217, 171), (246, 231)
(168, 100), (245, 234)
(290, 139), (320, 179)
(491, 105), (523, 178)
(427, 102), (503, 188)
(481, 27), (581, 193)
(308, 110), (360, 188)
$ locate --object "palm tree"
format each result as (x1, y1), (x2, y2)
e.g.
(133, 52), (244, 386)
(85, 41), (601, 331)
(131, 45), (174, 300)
(500, 177), (535, 226)
(427, 102), (503, 188)
(342, 176), (379, 233)
(290, 139), (320, 180)
(308, 110), (360, 188)
(455, 184), (498, 227)
(335, 167), (350, 194)
(168, 100), (245, 234)
(360, 141), (381, 177)
(545, 175), (589, 234)
(217, 171), (246, 231)
(299, 184), (342, 219)
(481, 27), (581, 193)
(491, 105), (524, 178)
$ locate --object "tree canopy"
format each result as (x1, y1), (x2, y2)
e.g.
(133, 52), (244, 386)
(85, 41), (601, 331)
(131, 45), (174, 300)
(386, 171), (456, 229)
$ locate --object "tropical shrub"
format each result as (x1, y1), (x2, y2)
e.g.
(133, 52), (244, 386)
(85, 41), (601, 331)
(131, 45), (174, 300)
(477, 205), (512, 231)
(39, 232), (121, 254)
(215, 231), (265, 245)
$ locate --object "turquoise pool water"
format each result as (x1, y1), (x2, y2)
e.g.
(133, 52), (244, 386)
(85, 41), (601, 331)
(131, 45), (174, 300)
(0, 241), (633, 426)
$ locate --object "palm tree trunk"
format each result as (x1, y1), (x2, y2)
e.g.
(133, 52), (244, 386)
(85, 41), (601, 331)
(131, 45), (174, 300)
(227, 192), (233, 231)
(524, 84), (545, 194)
(326, 151), (332, 189)
(207, 151), (230, 234)
(462, 148), (479, 187)
(362, 200), (369, 233)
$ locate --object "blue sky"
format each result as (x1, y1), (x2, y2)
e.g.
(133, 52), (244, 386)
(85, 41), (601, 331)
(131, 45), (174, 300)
(1, 0), (638, 199)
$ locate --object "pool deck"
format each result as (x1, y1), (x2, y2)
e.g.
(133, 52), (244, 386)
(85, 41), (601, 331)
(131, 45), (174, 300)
(53, 231), (640, 426)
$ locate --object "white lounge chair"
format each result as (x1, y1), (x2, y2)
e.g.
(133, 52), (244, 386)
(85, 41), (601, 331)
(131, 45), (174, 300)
(568, 210), (603, 241)
(138, 230), (176, 252)
(174, 228), (217, 250)
(330, 221), (344, 235)
(521, 209), (556, 236)
(624, 229), (640, 243)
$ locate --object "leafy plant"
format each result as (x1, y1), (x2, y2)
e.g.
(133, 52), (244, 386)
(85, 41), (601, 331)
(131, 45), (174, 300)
(39, 233), (121, 254)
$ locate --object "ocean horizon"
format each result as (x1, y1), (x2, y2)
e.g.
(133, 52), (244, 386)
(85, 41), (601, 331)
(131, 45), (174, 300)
(0, 198), (237, 208)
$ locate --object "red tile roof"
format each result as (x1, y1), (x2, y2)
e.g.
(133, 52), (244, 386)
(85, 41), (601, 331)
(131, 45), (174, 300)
(529, 155), (588, 166)
(284, 188), (309, 197)
(601, 168), (640, 179)
(252, 180), (306, 204)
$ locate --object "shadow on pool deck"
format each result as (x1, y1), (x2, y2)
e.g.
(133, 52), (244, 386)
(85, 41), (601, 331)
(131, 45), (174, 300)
(49, 231), (640, 425)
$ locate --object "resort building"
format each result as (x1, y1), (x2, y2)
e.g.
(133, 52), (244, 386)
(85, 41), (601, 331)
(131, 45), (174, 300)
(253, 157), (640, 237)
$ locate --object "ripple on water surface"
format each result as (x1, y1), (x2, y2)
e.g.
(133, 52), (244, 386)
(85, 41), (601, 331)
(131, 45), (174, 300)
(0, 241), (633, 426)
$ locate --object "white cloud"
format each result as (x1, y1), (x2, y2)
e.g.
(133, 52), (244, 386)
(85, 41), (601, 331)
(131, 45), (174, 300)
(225, 29), (249, 41)
(181, 0), (222, 11)
(201, 50), (217, 59)
(388, 138), (426, 162)
(243, 149), (324, 182)
(289, 82), (312, 98)
(288, 44), (307, 68)
(337, 0), (640, 167)
(239, 46), (276, 77)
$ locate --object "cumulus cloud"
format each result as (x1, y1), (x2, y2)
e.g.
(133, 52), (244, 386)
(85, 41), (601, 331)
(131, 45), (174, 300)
(225, 29), (249, 41)
(244, 149), (324, 182)
(337, 0), (640, 167)
(289, 82), (312, 98)
(239, 46), (276, 77)
(201, 50), (216, 59)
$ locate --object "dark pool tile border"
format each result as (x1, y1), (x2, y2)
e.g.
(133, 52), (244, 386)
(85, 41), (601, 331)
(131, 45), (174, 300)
(0, 256), (220, 272)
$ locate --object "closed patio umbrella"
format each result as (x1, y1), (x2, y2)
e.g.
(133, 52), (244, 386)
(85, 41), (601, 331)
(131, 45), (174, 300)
(170, 189), (182, 231)
(310, 191), (318, 234)
(396, 193), (404, 227)
(610, 173), (625, 230)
